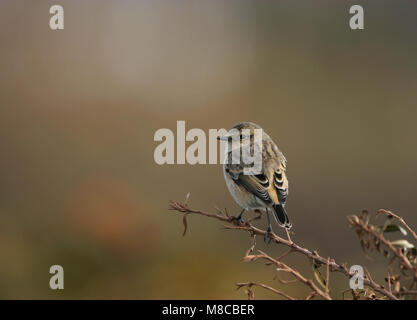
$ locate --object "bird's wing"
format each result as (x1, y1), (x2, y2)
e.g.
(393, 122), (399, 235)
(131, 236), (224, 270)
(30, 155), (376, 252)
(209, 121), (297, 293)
(227, 164), (277, 205)
(225, 140), (289, 206)
(272, 164), (288, 205)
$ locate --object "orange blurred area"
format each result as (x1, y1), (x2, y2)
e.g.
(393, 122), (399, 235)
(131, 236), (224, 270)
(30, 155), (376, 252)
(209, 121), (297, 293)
(67, 176), (157, 254)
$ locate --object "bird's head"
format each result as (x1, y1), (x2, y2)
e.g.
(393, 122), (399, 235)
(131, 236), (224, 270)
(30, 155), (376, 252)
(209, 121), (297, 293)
(217, 122), (262, 142)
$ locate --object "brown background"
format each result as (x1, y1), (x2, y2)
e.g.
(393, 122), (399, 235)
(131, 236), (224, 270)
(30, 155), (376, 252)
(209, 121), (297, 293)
(0, 0), (416, 298)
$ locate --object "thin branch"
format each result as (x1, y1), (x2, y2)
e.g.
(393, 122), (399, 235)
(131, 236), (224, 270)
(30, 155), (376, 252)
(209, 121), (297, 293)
(169, 200), (399, 300)
(236, 282), (296, 300)
(377, 209), (417, 242)
(277, 278), (299, 285)
(247, 250), (331, 300)
(325, 257), (330, 294)
(276, 248), (294, 261)
(306, 292), (319, 300)
(347, 215), (414, 270)
(387, 272), (392, 295)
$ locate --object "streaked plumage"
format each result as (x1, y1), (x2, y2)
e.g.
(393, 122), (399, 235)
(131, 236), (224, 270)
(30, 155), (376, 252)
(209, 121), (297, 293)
(220, 122), (291, 229)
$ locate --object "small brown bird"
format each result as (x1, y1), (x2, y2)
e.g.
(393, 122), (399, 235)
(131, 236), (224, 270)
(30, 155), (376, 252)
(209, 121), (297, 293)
(218, 122), (290, 241)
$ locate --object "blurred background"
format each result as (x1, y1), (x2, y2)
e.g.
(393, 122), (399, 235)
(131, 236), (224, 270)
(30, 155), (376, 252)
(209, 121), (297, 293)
(0, 0), (416, 299)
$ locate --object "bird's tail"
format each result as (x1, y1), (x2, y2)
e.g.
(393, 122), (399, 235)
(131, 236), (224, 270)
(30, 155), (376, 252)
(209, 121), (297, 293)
(272, 204), (292, 229)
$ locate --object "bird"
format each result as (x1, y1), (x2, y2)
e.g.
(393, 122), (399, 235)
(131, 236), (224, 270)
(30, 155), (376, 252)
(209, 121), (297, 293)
(217, 122), (291, 242)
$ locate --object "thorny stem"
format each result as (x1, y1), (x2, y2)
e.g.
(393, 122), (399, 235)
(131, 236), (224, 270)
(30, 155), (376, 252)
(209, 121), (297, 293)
(348, 214), (417, 280)
(169, 200), (399, 300)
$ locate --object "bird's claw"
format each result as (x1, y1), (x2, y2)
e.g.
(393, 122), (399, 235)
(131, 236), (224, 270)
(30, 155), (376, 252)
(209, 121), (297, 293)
(235, 215), (244, 225)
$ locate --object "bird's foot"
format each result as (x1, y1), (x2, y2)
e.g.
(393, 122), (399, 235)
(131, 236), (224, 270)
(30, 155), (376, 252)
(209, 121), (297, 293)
(234, 209), (246, 225)
(235, 215), (245, 225)
(264, 225), (273, 244)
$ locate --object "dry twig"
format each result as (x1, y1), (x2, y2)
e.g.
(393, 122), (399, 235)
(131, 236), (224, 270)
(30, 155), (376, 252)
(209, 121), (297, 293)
(170, 200), (402, 300)
(348, 210), (417, 290)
